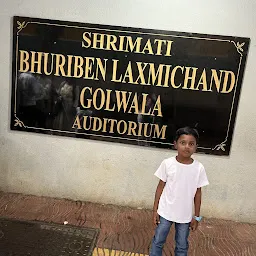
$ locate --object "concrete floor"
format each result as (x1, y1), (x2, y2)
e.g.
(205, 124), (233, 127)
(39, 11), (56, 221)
(0, 192), (255, 256)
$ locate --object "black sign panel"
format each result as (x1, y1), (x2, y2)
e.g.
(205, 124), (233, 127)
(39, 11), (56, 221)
(11, 16), (250, 155)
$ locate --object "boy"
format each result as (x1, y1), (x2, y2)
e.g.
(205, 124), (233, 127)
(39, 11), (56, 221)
(150, 127), (209, 256)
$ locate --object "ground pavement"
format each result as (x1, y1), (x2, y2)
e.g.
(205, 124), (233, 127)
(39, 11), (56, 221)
(0, 192), (255, 256)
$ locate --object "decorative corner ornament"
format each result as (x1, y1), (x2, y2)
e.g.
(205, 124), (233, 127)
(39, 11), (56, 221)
(213, 142), (226, 151)
(14, 118), (25, 128)
(17, 21), (27, 33)
(231, 41), (245, 56)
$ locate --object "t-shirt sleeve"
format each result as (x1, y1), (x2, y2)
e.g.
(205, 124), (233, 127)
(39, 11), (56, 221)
(197, 165), (209, 188)
(154, 160), (167, 182)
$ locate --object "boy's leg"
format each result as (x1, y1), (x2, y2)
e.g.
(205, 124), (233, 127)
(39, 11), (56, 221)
(150, 216), (173, 256)
(174, 222), (190, 256)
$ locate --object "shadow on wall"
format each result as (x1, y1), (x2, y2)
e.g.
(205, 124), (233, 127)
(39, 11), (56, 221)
(0, 136), (9, 191)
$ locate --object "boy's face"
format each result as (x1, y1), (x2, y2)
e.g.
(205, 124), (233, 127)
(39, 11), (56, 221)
(174, 134), (197, 158)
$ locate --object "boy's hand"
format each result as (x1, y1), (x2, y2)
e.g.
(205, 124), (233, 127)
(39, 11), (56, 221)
(153, 211), (160, 227)
(190, 218), (199, 231)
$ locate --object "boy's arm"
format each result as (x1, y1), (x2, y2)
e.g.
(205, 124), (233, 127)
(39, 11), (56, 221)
(190, 187), (202, 231)
(152, 180), (166, 226)
(194, 187), (202, 216)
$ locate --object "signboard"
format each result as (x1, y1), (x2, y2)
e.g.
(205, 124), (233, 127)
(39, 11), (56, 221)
(11, 16), (250, 155)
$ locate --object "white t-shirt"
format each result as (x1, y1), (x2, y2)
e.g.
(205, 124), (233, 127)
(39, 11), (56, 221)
(154, 156), (209, 223)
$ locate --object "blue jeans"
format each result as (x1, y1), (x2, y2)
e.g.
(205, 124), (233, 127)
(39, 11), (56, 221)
(150, 216), (190, 256)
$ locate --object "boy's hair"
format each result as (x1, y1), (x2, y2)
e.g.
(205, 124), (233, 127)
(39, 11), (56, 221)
(174, 127), (199, 143)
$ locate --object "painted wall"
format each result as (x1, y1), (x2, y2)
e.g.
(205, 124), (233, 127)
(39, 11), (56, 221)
(0, 0), (255, 223)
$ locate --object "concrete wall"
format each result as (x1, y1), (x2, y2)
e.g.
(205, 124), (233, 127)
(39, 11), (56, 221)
(0, 0), (255, 223)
